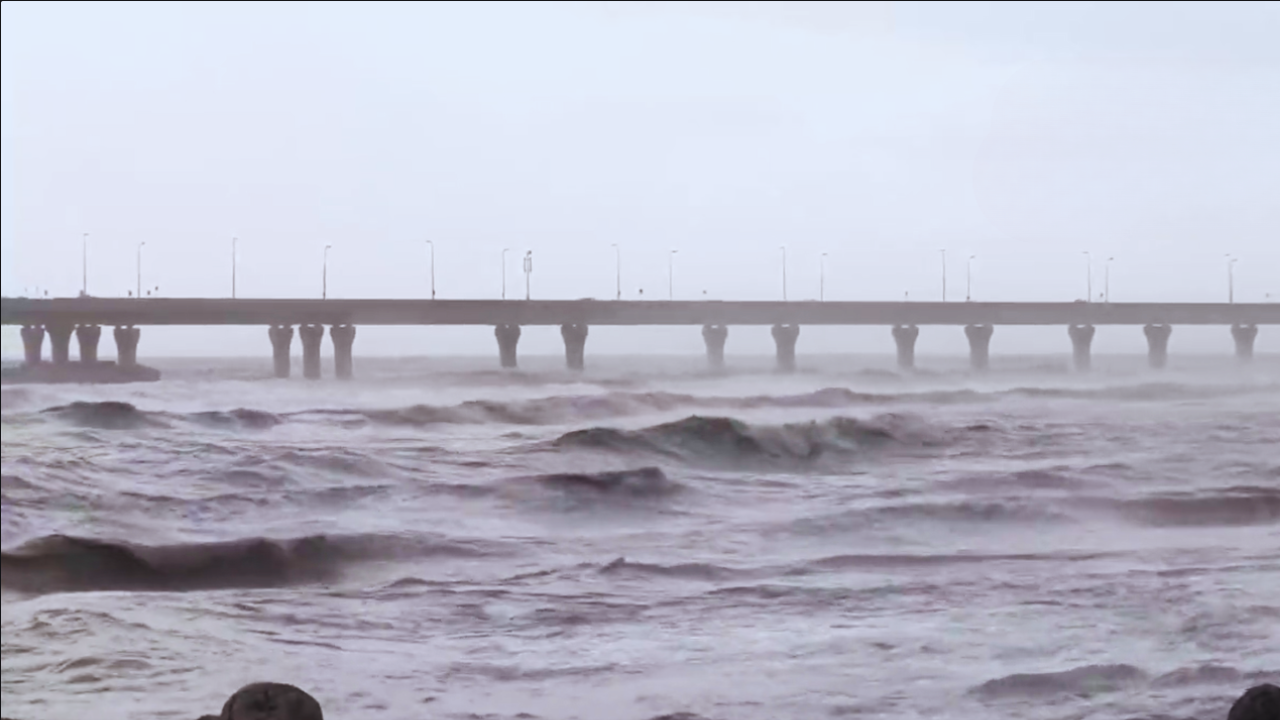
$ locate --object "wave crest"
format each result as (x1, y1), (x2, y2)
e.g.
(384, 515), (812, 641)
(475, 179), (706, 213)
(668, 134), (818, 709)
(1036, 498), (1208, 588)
(0, 532), (504, 594)
(555, 414), (936, 463)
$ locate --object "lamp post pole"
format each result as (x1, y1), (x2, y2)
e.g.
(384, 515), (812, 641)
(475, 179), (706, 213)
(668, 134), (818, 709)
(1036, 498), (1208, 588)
(612, 243), (621, 300)
(136, 242), (146, 299)
(323, 244), (332, 299)
(425, 240), (435, 299)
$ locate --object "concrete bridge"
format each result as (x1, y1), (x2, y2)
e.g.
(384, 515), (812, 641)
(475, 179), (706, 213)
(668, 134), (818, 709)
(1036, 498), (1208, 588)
(3, 297), (1275, 379)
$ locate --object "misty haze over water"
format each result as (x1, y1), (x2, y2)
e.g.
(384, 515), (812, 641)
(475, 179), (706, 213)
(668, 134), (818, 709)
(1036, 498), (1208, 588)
(3, 2), (1280, 719)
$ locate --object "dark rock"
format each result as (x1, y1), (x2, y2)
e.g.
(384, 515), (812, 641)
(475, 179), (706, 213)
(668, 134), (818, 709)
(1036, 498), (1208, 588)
(219, 683), (323, 720)
(1228, 684), (1280, 720)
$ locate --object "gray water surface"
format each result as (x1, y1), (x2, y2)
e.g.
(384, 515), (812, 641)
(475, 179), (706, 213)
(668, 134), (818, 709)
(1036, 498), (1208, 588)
(3, 354), (1278, 719)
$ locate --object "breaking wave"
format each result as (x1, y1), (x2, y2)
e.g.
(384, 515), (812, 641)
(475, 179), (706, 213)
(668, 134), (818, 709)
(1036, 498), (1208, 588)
(0, 532), (508, 594)
(40, 401), (163, 430)
(16, 381), (1275, 432)
(554, 414), (940, 462)
(524, 466), (681, 498)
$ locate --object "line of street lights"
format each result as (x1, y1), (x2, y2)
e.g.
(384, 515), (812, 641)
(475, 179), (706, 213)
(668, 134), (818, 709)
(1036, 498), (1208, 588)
(65, 234), (1262, 304)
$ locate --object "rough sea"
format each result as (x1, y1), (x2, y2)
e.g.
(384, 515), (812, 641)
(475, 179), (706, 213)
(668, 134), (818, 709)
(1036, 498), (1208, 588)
(2, 353), (1278, 720)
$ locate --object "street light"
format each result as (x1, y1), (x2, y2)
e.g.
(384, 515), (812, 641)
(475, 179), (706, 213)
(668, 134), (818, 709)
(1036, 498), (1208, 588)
(780, 245), (788, 301)
(1105, 256), (1114, 303)
(136, 242), (146, 300)
(668, 249), (678, 301)
(612, 243), (621, 301)
(1083, 251), (1092, 303)
(1223, 253), (1233, 301)
(425, 240), (435, 300)
(231, 237), (238, 299)
(820, 252), (828, 302)
(939, 249), (947, 301)
(966, 254), (976, 302)
(323, 244), (333, 300)
(523, 250), (533, 300)
(502, 247), (512, 299)
(81, 232), (89, 297)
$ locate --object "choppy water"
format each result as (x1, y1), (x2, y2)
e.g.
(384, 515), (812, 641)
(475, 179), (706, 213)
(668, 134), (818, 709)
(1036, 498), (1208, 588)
(2, 353), (1278, 720)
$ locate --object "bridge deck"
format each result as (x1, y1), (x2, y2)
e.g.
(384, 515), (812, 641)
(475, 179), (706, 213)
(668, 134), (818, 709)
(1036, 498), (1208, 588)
(2, 298), (1276, 327)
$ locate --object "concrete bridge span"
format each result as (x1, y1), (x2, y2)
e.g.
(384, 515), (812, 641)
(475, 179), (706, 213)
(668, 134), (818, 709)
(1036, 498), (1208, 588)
(3, 297), (1275, 378)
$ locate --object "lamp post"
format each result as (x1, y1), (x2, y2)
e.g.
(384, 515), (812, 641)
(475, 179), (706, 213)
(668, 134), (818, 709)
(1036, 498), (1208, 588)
(1105, 256), (1114, 303)
(1226, 254), (1237, 303)
(668, 249), (678, 301)
(523, 250), (533, 300)
(1083, 251), (1092, 302)
(612, 243), (621, 300)
(939, 248), (947, 301)
(231, 237), (237, 298)
(780, 245), (788, 301)
(81, 232), (89, 297)
(425, 240), (435, 299)
(136, 242), (146, 299)
(966, 254), (976, 301)
(820, 252), (828, 302)
(502, 247), (511, 299)
(323, 244), (332, 299)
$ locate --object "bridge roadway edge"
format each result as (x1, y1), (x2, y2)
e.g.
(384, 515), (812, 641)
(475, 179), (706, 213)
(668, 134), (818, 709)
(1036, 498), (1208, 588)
(3, 298), (1278, 327)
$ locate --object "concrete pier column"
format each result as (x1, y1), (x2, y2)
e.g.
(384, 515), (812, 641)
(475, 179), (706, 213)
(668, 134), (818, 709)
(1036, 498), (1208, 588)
(1231, 324), (1258, 363)
(891, 325), (919, 370)
(702, 325), (728, 370)
(75, 325), (102, 364)
(1068, 324), (1096, 372)
(47, 324), (73, 365)
(268, 325), (294, 378)
(964, 324), (994, 372)
(330, 324), (356, 379)
(20, 325), (45, 366)
(1143, 324), (1172, 369)
(113, 326), (141, 367)
(299, 324), (325, 380)
(771, 324), (800, 372)
(561, 324), (589, 371)
(495, 324), (522, 369)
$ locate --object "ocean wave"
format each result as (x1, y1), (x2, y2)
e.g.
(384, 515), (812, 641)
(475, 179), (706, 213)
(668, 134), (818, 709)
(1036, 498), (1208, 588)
(973, 663), (1274, 702)
(1117, 487), (1280, 527)
(523, 467), (681, 499)
(40, 401), (163, 430)
(599, 557), (746, 581)
(971, 664), (1149, 700)
(554, 414), (939, 463)
(0, 532), (507, 594)
(188, 408), (284, 430)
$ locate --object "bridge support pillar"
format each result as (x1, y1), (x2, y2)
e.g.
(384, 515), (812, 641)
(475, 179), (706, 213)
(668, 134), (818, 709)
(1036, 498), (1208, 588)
(561, 324), (588, 371)
(964, 324), (993, 372)
(702, 325), (728, 370)
(76, 325), (102, 364)
(771, 324), (800, 373)
(47, 323), (73, 365)
(1231, 324), (1258, 363)
(495, 324), (521, 369)
(1143, 324), (1172, 369)
(1068, 324), (1095, 372)
(330, 325), (356, 379)
(113, 326), (140, 367)
(299, 324), (325, 380)
(269, 325), (294, 378)
(20, 325), (45, 366)
(891, 325), (919, 370)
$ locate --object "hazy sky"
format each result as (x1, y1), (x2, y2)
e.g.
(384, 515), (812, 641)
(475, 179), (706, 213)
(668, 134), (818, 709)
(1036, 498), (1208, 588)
(2, 0), (1277, 358)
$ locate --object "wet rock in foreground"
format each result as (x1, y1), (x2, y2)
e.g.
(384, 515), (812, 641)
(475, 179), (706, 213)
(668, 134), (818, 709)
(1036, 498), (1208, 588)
(1229, 683), (1280, 720)
(202, 682), (323, 720)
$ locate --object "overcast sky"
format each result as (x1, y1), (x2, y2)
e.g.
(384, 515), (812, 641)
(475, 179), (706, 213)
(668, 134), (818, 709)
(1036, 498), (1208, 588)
(2, 0), (1277, 358)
